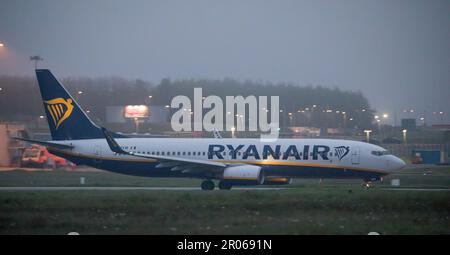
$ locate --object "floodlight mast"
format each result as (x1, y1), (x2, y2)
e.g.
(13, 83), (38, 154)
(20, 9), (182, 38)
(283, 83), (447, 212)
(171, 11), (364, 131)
(30, 55), (43, 69)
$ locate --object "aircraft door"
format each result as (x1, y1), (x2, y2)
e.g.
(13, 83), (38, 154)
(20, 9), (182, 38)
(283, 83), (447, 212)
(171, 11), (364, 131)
(93, 144), (102, 163)
(93, 145), (102, 156)
(351, 147), (360, 165)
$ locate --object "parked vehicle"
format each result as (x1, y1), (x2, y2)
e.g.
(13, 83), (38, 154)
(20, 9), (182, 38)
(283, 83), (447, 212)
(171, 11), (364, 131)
(21, 145), (73, 169)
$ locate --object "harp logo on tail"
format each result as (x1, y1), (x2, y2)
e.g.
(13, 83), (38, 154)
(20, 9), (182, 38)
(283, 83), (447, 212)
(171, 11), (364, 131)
(334, 146), (350, 161)
(44, 98), (74, 129)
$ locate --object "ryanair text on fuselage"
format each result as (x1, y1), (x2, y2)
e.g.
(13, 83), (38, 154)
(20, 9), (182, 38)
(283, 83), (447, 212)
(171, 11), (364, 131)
(208, 144), (350, 161)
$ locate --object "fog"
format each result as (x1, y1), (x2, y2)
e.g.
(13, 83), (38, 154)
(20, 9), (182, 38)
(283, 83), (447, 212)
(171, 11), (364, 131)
(0, 0), (449, 123)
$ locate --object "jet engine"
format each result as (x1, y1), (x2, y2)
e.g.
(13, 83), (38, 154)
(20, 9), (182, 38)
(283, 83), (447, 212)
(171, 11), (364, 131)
(263, 177), (292, 185)
(222, 165), (264, 185)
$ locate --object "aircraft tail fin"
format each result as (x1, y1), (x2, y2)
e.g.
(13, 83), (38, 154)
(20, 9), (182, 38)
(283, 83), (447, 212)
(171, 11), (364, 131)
(36, 69), (105, 140)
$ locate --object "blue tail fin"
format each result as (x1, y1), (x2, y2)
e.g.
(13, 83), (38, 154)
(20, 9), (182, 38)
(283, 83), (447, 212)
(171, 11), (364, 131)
(36, 69), (104, 140)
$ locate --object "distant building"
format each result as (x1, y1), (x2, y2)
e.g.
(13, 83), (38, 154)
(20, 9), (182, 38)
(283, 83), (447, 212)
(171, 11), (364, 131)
(105, 105), (169, 124)
(431, 124), (450, 131)
(290, 126), (321, 137)
(106, 106), (126, 123)
(0, 123), (28, 167)
(401, 118), (416, 130)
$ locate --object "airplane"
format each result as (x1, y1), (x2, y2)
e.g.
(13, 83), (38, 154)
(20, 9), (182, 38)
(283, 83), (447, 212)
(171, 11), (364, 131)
(16, 69), (406, 190)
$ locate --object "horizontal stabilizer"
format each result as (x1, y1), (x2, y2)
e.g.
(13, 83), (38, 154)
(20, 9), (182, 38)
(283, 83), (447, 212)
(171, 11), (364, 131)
(13, 137), (74, 150)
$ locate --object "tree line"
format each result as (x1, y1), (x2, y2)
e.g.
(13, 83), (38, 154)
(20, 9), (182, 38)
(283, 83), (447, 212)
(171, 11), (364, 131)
(0, 75), (375, 130)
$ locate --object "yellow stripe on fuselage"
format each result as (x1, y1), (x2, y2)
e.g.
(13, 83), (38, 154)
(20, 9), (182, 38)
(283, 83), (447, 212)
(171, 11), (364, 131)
(223, 177), (258, 181)
(215, 159), (386, 173)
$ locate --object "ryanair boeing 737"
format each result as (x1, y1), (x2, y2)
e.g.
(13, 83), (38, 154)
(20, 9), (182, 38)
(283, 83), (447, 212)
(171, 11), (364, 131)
(16, 70), (406, 190)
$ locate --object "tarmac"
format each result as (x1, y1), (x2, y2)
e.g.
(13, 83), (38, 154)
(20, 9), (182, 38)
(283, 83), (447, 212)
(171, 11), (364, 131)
(0, 186), (448, 191)
(0, 186), (288, 191)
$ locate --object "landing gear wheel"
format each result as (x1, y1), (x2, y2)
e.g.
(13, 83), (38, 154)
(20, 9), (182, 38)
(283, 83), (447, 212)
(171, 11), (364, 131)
(201, 180), (215, 190)
(218, 181), (232, 190)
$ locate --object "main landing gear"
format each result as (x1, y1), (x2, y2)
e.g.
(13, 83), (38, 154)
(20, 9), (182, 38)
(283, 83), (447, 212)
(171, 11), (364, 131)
(218, 181), (232, 190)
(200, 180), (233, 190)
(201, 180), (215, 190)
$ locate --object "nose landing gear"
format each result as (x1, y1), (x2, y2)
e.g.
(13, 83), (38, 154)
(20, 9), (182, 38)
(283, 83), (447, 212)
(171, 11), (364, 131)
(361, 181), (373, 189)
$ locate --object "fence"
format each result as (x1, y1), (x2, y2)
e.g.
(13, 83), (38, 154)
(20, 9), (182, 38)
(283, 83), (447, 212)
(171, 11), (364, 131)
(382, 143), (450, 159)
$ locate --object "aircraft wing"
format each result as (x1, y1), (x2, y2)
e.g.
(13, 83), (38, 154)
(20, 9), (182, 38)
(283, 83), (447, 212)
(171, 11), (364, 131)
(101, 128), (226, 174)
(13, 137), (74, 150)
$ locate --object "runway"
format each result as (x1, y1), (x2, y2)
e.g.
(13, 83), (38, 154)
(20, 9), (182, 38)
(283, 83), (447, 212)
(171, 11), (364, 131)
(381, 188), (450, 192)
(0, 186), (449, 192)
(0, 186), (288, 191)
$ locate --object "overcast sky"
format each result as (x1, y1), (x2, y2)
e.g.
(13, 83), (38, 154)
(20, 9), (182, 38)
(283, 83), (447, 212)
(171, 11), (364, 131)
(0, 0), (449, 124)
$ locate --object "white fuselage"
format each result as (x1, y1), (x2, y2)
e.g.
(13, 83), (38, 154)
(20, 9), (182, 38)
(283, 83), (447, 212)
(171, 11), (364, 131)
(50, 138), (405, 180)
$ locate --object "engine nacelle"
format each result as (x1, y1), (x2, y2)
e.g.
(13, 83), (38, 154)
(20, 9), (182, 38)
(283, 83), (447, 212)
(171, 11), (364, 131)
(222, 165), (264, 185)
(263, 177), (292, 185)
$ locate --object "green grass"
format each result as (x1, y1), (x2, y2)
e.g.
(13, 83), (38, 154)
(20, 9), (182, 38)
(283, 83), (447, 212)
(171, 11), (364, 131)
(1, 189), (449, 235)
(0, 166), (449, 234)
(1, 166), (449, 189)
(0, 170), (200, 187)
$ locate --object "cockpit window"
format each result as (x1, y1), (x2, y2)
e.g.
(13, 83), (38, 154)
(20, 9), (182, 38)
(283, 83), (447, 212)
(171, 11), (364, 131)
(371, 150), (390, 156)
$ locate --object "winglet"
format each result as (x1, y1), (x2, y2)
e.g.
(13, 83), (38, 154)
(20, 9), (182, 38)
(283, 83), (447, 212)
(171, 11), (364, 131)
(101, 127), (127, 154)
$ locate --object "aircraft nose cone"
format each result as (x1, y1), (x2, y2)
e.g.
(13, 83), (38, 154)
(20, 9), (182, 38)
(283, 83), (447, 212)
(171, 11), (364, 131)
(392, 156), (406, 171)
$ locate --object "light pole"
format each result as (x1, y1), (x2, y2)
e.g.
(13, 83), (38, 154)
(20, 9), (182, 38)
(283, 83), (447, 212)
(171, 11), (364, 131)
(342, 111), (347, 128)
(364, 130), (372, 143)
(382, 113), (389, 121)
(231, 127), (236, 138)
(134, 117), (140, 133)
(30, 55), (43, 69)
(146, 95), (153, 105)
(402, 129), (407, 143)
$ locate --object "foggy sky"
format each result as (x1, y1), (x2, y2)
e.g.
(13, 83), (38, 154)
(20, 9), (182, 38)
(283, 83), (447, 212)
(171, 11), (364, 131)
(1, 0), (449, 124)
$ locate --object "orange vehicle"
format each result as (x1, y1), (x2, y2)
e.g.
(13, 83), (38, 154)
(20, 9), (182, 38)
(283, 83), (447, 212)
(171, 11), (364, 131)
(21, 145), (72, 169)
